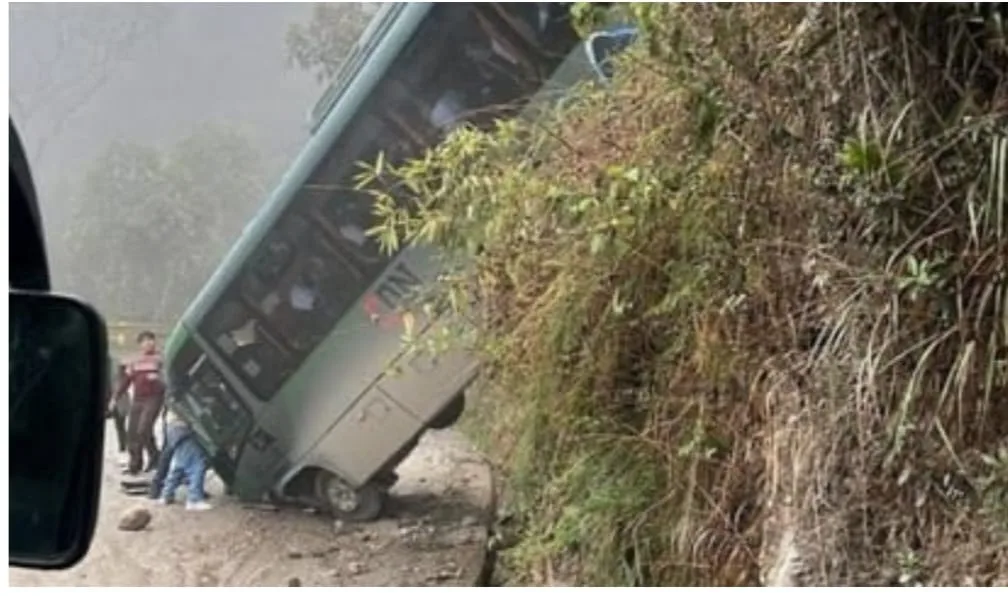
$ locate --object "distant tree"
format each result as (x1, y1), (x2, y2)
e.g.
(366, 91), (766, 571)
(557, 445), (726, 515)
(285, 3), (378, 83)
(59, 125), (270, 323)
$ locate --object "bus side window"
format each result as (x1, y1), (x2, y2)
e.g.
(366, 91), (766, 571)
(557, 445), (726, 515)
(380, 80), (440, 149)
(304, 234), (360, 310)
(306, 113), (404, 275)
(280, 214), (311, 240)
(488, 3), (580, 62)
(471, 6), (539, 80)
(242, 212), (316, 314)
(200, 298), (294, 399)
(318, 188), (389, 268)
(249, 238), (293, 286)
(419, 8), (534, 132)
(270, 235), (361, 353)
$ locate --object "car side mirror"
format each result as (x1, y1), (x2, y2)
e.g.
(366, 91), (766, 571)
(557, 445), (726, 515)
(8, 290), (109, 569)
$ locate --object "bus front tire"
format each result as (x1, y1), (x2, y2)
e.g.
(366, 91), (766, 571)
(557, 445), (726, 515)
(313, 470), (384, 522)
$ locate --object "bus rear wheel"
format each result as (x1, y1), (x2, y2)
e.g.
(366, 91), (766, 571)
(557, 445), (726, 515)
(313, 470), (384, 522)
(428, 393), (466, 430)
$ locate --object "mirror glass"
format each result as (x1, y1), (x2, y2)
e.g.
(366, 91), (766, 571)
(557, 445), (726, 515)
(8, 290), (108, 569)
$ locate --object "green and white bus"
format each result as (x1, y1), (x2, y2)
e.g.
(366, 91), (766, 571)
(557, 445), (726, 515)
(163, 2), (634, 520)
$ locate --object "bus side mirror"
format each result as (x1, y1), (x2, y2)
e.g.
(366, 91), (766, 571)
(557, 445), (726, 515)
(9, 290), (108, 569)
(585, 26), (639, 83)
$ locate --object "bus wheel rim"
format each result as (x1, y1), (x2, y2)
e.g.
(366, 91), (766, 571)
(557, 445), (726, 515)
(324, 476), (359, 512)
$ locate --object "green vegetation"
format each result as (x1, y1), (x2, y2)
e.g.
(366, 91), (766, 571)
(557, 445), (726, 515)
(371, 3), (1007, 586)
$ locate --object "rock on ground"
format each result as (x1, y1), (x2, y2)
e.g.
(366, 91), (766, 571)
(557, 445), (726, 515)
(117, 507), (152, 532)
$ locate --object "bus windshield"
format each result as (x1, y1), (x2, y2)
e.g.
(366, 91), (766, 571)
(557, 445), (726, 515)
(174, 352), (253, 469)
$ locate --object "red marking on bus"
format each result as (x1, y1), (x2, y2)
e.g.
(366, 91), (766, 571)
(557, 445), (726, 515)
(363, 294), (381, 317)
(362, 293), (402, 330)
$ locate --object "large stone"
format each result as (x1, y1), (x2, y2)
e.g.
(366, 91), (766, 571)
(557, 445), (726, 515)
(347, 561), (366, 576)
(118, 506), (152, 532)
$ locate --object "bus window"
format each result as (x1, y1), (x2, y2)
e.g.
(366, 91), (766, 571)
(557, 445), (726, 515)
(377, 78), (443, 149)
(240, 212), (317, 317)
(199, 298), (294, 400)
(305, 112), (403, 275)
(249, 239), (293, 286)
(389, 5), (548, 134)
(264, 236), (344, 351)
(363, 4), (570, 151)
(317, 189), (390, 276)
(467, 7), (542, 79)
(471, 7), (537, 80)
(306, 112), (389, 190)
(260, 110), (419, 354)
(280, 213), (311, 239)
(246, 214), (309, 287)
(269, 234), (364, 353)
(429, 89), (466, 133)
(302, 238), (361, 314)
(491, 3), (581, 62)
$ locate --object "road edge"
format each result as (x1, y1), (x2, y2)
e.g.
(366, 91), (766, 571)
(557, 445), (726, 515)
(437, 429), (498, 587)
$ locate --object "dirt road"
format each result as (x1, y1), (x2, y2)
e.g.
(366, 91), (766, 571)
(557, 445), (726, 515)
(9, 425), (494, 587)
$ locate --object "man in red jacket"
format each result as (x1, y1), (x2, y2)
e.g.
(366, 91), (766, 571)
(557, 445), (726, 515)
(114, 330), (166, 475)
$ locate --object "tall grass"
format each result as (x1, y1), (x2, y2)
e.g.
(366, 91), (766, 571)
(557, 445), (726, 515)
(371, 3), (1007, 586)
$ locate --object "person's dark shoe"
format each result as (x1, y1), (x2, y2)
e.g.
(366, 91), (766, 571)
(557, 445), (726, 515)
(144, 454), (161, 473)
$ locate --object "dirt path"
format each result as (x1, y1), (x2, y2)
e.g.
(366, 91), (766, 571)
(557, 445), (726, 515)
(9, 424), (494, 587)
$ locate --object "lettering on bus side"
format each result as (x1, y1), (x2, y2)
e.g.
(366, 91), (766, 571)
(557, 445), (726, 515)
(374, 262), (423, 310)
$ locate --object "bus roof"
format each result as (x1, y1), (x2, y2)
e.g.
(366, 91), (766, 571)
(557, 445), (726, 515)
(307, 2), (402, 134)
(177, 2), (432, 326)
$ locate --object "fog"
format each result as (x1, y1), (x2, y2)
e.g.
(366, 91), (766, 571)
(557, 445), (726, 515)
(10, 3), (321, 222)
(8, 3), (364, 321)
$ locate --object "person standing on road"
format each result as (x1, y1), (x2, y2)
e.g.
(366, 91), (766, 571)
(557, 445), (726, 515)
(113, 330), (166, 475)
(148, 408), (193, 500)
(107, 362), (130, 465)
(159, 422), (213, 511)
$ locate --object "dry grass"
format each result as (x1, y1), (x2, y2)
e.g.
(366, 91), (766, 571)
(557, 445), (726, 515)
(373, 2), (1008, 586)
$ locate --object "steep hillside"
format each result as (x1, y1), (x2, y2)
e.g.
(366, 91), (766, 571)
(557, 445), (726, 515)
(374, 3), (1008, 586)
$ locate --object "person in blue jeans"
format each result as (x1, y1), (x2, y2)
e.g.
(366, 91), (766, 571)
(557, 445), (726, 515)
(147, 409), (194, 500)
(159, 415), (213, 511)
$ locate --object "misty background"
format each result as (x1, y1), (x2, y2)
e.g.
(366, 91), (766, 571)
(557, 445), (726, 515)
(9, 2), (375, 322)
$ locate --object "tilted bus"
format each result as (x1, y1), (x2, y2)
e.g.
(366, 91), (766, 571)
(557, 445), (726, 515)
(163, 2), (635, 520)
